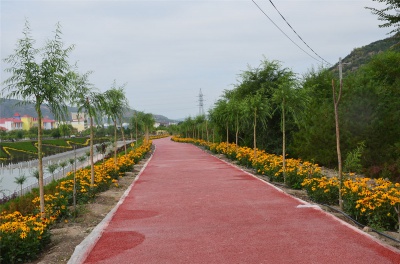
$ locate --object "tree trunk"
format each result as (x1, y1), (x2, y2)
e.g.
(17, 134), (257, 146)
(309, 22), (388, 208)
(235, 113), (239, 152)
(226, 121), (229, 147)
(282, 99), (286, 185)
(146, 126), (149, 143)
(253, 109), (257, 159)
(120, 115), (127, 155)
(114, 120), (117, 165)
(135, 112), (138, 141)
(36, 105), (45, 218)
(206, 120), (209, 142)
(332, 79), (343, 210)
(89, 113), (95, 188)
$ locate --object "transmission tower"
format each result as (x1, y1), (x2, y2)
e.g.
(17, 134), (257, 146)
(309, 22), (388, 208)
(198, 88), (204, 116)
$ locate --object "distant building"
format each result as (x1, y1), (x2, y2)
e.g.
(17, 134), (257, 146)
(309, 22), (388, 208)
(0, 117), (23, 131)
(0, 112), (56, 131)
(70, 112), (87, 132)
(21, 114), (38, 130)
(42, 117), (57, 130)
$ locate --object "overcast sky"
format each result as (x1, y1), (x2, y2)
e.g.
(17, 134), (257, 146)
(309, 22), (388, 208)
(0, 0), (391, 120)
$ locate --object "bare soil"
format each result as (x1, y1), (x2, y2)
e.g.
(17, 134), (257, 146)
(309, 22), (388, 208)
(28, 150), (400, 264)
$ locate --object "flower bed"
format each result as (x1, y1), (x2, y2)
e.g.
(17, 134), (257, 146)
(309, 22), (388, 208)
(171, 136), (400, 232)
(0, 141), (152, 263)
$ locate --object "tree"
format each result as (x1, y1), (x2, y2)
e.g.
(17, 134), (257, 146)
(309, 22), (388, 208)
(245, 91), (270, 158)
(271, 71), (303, 184)
(14, 174), (27, 196)
(291, 68), (337, 167)
(59, 160), (68, 178)
(59, 123), (72, 138)
(131, 111), (145, 140)
(78, 155), (87, 165)
(104, 83), (129, 163)
(142, 113), (155, 143)
(31, 169), (39, 186)
(2, 21), (75, 217)
(194, 115), (206, 140)
(367, 0), (400, 34)
(210, 99), (232, 146)
(47, 163), (59, 181)
(70, 71), (106, 188)
(225, 90), (247, 150)
(51, 128), (61, 138)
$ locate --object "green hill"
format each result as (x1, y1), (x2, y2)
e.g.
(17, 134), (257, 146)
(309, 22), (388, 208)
(331, 33), (399, 75)
(0, 98), (176, 124)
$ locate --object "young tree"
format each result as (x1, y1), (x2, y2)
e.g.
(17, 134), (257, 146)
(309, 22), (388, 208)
(332, 59), (345, 210)
(59, 160), (68, 178)
(131, 111), (145, 140)
(70, 71), (106, 188)
(47, 163), (59, 181)
(14, 174), (27, 196)
(210, 99), (232, 146)
(2, 21), (75, 217)
(31, 169), (39, 186)
(225, 92), (247, 151)
(104, 83), (129, 164)
(271, 72), (302, 184)
(244, 91), (270, 159)
(78, 155), (87, 165)
(142, 113), (155, 143)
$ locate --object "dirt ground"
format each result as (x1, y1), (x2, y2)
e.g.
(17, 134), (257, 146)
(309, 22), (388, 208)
(28, 150), (400, 264)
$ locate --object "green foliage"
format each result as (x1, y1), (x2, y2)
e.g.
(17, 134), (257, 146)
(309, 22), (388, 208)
(207, 58), (297, 154)
(290, 69), (337, 167)
(367, 0), (400, 35)
(344, 142), (365, 173)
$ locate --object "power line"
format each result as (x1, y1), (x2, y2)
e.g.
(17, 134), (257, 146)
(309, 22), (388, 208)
(267, 0), (332, 66)
(250, 0), (329, 65)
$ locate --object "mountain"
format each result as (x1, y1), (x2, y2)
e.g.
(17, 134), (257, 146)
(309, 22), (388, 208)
(0, 98), (177, 124)
(0, 99), (75, 120)
(330, 33), (399, 75)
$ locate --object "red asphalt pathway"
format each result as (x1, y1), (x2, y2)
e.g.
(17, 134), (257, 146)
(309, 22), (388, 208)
(72, 137), (400, 264)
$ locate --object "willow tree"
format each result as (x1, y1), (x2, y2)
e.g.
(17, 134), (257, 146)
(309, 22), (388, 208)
(142, 113), (155, 143)
(194, 115), (206, 140)
(225, 92), (247, 151)
(271, 73), (302, 184)
(2, 21), (74, 217)
(71, 72), (106, 188)
(131, 111), (145, 140)
(104, 83), (128, 164)
(244, 91), (270, 159)
(210, 99), (233, 146)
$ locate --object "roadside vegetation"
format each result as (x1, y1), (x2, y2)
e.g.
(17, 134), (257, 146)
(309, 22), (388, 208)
(173, 137), (400, 234)
(172, 50), (400, 184)
(0, 140), (152, 264)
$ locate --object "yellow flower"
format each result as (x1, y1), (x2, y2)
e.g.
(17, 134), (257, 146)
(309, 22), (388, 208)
(20, 232), (27, 239)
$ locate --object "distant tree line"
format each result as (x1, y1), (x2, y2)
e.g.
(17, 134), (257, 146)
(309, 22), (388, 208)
(175, 50), (400, 182)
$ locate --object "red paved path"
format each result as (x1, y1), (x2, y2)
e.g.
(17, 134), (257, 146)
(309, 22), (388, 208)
(74, 137), (400, 263)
